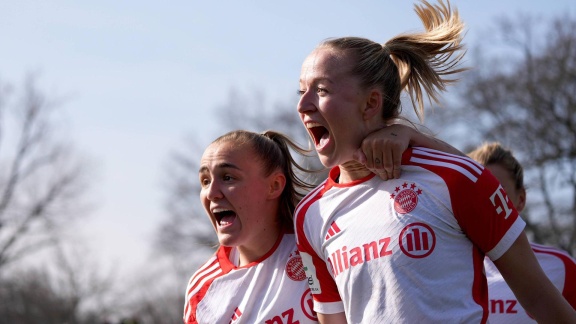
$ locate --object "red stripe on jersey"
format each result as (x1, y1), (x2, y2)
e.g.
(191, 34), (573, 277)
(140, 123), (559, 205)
(531, 243), (574, 258)
(471, 246), (489, 323)
(184, 255), (226, 323)
(187, 256), (217, 284)
(326, 229), (334, 240)
(294, 185), (342, 303)
(295, 183), (327, 245)
(332, 221), (341, 233)
(230, 307), (242, 322)
(325, 221), (342, 240)
(404, 147), (520, 255)
(409, 147), (484, 183)
(531, 243), (576, 308)
(187, 258), (221, 297)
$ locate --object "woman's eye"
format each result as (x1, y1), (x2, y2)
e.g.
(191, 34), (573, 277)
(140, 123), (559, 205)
(223, 175), (233, 181)
(297, 89), (305, 96)
(317, 87), (328, 94)
(200, 178), (210, 187)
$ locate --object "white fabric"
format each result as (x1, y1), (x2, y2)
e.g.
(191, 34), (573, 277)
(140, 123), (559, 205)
(485, 242), (576, 323)
(183, 232), (318, 324)
(295, 147), (525, 324)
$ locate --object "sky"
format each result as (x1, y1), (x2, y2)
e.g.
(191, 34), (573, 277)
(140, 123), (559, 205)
(1, 0), (575, 278)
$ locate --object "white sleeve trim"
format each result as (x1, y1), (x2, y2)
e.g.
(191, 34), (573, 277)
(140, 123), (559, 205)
(487, 217), (526, 261)
(314, 300), (344, 315)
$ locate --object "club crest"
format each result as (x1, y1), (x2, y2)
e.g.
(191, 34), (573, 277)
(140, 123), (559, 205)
(286, 252), (306, 281)
(390, 182), (422, 214)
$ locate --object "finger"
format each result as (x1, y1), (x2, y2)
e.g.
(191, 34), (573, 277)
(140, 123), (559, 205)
(384, 143), (404, 179)
(392, 150), (402, 179)
(382, 150), (394, 178)
(375, 154), (390, 177)
(363, 142), (375, 169)
(371, 150), (392, 181)
(353, 148), (367, 164)
(374, 157), (382, 168)
(370, 167), (389, 181)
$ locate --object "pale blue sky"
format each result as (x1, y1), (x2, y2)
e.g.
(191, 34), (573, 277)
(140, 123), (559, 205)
(1, 1), (574, 275)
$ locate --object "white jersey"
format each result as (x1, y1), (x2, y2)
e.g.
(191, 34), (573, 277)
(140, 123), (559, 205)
(485, 242), (576, 323)
(294, 147), (525, 324)
(183, 232), (318, 324)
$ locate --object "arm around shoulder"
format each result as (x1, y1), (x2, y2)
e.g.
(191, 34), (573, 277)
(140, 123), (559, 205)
(357, 124), (464, 181)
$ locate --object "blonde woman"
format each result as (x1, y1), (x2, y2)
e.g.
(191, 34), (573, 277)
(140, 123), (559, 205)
(469, 142), (576, 323)
(293, 1), (576, 323)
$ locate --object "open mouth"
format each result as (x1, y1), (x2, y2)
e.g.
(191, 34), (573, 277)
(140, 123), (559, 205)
(306, 122), (329, 148)
(214, 209), (237, 226)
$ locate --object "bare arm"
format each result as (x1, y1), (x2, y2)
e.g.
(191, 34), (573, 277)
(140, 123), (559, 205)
(318, 312), (347, 324)
(355, 124), (463, 180)
(493, 233), (576, 323)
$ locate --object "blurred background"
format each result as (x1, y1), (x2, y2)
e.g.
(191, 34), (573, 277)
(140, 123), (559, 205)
(1, 1), (575, 323)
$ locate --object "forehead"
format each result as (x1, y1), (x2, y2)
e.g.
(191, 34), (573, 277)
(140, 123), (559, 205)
(200, 141), (257, 172)
(300, 47), (353, 81)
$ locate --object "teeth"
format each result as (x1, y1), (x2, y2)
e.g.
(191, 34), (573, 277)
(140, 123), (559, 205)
(212, 208), (231, 214)
(306, 122), (322, 129)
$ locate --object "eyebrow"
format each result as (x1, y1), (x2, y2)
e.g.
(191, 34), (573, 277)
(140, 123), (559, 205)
(299, 77), (334, 84)
(198, 162), (241, 174)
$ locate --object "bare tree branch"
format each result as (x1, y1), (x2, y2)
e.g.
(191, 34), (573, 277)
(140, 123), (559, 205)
(428, 14), (576, 255)
(0, 75), (91, 270)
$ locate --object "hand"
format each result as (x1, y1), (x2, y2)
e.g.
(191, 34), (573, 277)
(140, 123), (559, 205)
(353, 124), (414, 181)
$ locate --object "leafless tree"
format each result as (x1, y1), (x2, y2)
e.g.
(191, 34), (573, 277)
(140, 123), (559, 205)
(0, 241), (117, 323)
(0, 75), (91, 270)
(117, 266), (186, 324)
(427, 14), (576, 254)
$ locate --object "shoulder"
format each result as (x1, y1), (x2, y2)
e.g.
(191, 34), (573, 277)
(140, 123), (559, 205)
(186, 247), (229, 292)
(531, 243), (576, 267)
(403, 147), (485, 184)
(295, 181), (329, 227)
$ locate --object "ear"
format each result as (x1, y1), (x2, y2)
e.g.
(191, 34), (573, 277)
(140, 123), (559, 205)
(515, 187), (527, 213)
(362, 88), (382, 121)
(268, 172), (286, 200)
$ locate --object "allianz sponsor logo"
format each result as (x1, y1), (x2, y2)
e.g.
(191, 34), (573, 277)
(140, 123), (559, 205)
(328, 222), (436, 276)
(328, 237), (393, 277)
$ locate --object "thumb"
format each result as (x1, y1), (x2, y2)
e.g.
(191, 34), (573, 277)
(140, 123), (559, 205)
(353, 148), (367, 164)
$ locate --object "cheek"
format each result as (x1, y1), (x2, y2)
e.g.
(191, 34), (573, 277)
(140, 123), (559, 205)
(238, 186), (268, 209)
(325, 100), (358, 122)
(200, 191), (210, 209)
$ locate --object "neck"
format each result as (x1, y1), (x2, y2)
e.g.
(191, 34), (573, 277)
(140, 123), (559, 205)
(338, 160), (371, 183)
(236, 222), (281, 266)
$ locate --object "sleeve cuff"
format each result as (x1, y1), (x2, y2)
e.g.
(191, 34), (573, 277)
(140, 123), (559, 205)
(314, 300), (345, 314)
(487, 217), (526, 261)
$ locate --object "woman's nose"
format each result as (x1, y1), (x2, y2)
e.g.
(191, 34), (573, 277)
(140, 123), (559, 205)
(297, 90), (317, 114)
(206, 181), (223, 201)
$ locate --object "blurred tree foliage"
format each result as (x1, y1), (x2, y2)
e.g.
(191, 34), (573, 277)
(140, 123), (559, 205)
(427, 14), (576, 254)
